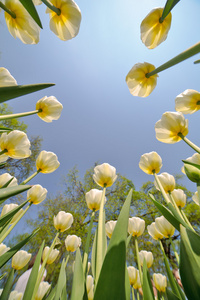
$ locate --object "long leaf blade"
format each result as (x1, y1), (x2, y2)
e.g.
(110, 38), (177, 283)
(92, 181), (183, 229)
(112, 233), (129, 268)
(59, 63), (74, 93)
(19, 0), (43, 28)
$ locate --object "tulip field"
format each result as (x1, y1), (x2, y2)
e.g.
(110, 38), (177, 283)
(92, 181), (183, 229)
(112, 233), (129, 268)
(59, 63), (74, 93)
(0, 0), (200, 299)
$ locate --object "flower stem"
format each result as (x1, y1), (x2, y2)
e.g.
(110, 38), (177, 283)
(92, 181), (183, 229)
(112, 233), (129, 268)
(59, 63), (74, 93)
(146, 42), (200, 77)
(160, 0), (180, 22)
(180, 208), (195, 232)
(154, 173), (171, 204)
(0, 110), (40, 121)
(0, 1), (16, 18)
(168, 192), (185, 222)
(169, 236), (179, 265)
(0, 149), (7, 156)
(178, 133), (200, 154)
(197, 182), (200, 206)
(82, 210), (95, 277)
(20, 170), (40, 185)
(136, 289), (140, 300)
(135, 237), (142, 285)
(132, 286), (136, 300)
(41, 0), (61, 15)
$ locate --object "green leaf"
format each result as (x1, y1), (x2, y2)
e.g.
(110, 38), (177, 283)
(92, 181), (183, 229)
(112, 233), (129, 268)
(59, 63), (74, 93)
(180, 226), (200, 300)
(19, 0), (43, 28)
(0, 199), (29, 227)
(54, 259), (66, 300)
(22, 240), (45, 300)
(182, 160), (200, 171)
(1, 177), (16, 188)
(0, 83), (55, 102)
(166, 288), (182, 300)
(161, 0), (180, 20)
(0, 268), (14, 300)
(91, 229), (97, 279)
(194, 59), (200, 64)
(0, 127), (12, 133)
(94, 189), (133, 300)
(0, 185), (31, 203)
(71, 248), (86, 300)
(0, 228), (39, 268)
(142, 259), (155, 300)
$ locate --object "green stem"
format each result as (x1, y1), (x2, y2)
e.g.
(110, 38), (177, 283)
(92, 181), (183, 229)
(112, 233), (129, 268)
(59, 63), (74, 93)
(197, 182), (200, 206)
(135, 237), (142, 285)
(0, 110), (40, 121)
(161, 294), (165, 300)
(168, 192), (185, 222)
(136, 289), (140, 300)
(0, 149), (7, 156)
(180, 209), (195, 232)
(0, 1), (16, 18)
(178, 134), (200, 154)
(160, 0), (180, 22)
(82, 210), (95, 276)
(169, 236), (179, 265)
(41, 0), (61, 15)
(146, 42), (200, 77)
(65, 253), (70, 269)
(95, 187), (106, 282)
(132, 286), (136, 300)
(154, 173), (171, 204)
(20, 170), (40, 185)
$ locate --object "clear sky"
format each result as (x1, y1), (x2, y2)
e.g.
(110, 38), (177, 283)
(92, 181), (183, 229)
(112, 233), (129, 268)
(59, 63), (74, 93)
(1, 0), (200, 200)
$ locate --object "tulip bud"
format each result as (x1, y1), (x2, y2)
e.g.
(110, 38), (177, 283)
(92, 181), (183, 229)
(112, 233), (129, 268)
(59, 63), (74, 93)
(42, 246), (59, 264)
(0, 173), (18, 188)
(36, 96), (63, 123)
(0, 130), (31, 159)
(12, 250), (32, 270)
(85, 189), (106, 211)
(133, 270), (141, 289)
(35, 281), (51, 300)
(171, 189), (186, 208)
(147, 222), (163, 240)
(183, 160), (200, 183)
(154, 172), (175, 193)
(93, 163), (117, 187)
(105, 220), (117, 239)
(153, 273), (167, 292)
(139, 250), (153, 268)
(0, 67), (17, 87)
(139, 151), (162, 175)
(86, 275), (94, 300)
(0, 243), (10, 256)
(53, 211), (73, 232)
(8, 291), (23, 300)
(65, 235), (81, 252)
(36, 150), (60, 174)
(27, 184), (47, 205)
(1, 203), (23, 224)
(127, 266), (138, 286)
(128, 217), (145, 237)
(155, 216), (175, 238)
(192, 191), (199, 206)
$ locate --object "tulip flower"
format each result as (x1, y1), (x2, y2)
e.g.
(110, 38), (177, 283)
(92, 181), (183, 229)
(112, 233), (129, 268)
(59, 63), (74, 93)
(139, 151), (162, 175)
(12, 250), (32, 270)
(155, 111), (188, 144)
(155, 216), (175, 238)
(86, 275), (94, 300)
(93, 163), (117, 188)
(42, 246), (59, 264)
(35, 281), (51, 300)
(1, 203), (23, 224)
(126, 62), (158, 97)
(139, 250), (154, 268)
(0, 173), (18, 188)
(140, 8), (172, 49)
(175, 89), (200, 114)
(36, 96), (63, 123)
(0, 130), (31, 159)
(27, 184), (47, 205)
(133, 270), (141, 289)
(65, 235), (81, 252)
(4, 0), (40, 44)
(192, 191), (199, 206)
(8, 291), (23, 300)
(105, 220), (117, 239)
(153, 273), (167, 292)
(154, 172), (175, 193)
(171, 189), (186, 208)
(147, 222), (164, 240)
(46, 0), (81, 41)
(183, 153), (200, 183)
(53, 211), (73, 232)
(128, 217), (145, 237)
(0, 67), (17, 86)
(0, 243), (10, 256)
(36, 150), (60, 173)
(127, 266), (138, 286)
(85, 189), (106, 211)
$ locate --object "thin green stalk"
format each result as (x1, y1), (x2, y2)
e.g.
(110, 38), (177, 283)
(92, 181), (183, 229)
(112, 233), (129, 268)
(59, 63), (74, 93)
(41, 0), (61, 15)
(154, 173), (170, 204)
(20, 170), (40, 185)
(160, 0), (180, 22)
(161, 295), (165, 300)
(180, 209), (195, 232)
(0, 150), (7, 156)
(135, 237), (142, 285)
(65, 253), (70, 268)
(132, 286), (136, 300)
(136, 289), (140, 300)
(95, 186), (106, 282)
(146, 42), (200, 77)
(82, 210), (95, 276)
(0, 1), (16, 18)
(169, 236), (179, 265)
(178, 134), (200, 154)
(197, 182), (200, 206)
(168, 192), (185, 222)
(0, 110), (40, 121)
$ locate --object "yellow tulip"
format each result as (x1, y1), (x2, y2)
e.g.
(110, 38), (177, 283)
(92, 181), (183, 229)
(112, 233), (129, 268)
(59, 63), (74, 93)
(0, 173), (18, 188)
(85, 189), (106, 211)
(128, 217), (145, 237)
(133, 270), (141, 289)
(0, 67), (17, 87)
(36, 150), (60, 173)
(126, 62), (158, 97)
(12, 250), (32, 270)
(1, 203), (23, 224)
(27, 184), (47, 205)
(0, 130), (31, 159)
(155, 216), (175, 238)
(35, 281), (51, 300)
(154, 172), (175, 193)
(53, 211), (73, 232)
(153, 273), (167, 292)
(0, 243), (10, 256)
(65, 235), (81, 252)
(93, 163), (117, 188)
(175, 89), (200, 114)
(139, 250), (154, 268)
(155, 111), (188, 143)
(86, 275), (94, 300)
(46, 0), (81, 41)
(171, 189), (186, 208)
(147, 222), (163, 240)
(42, 246), (59, 264)
(139, 151), (162, 175)
(127, 266), (138, 286)
(4, 0), (40, 44)
(140, 8), (172, 49)
(36, 96), (63, 123)
(105, 220), (117, 239)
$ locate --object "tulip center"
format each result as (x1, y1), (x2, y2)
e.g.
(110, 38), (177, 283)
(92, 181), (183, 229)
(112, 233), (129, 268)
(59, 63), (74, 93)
(159, 17), (163, 23)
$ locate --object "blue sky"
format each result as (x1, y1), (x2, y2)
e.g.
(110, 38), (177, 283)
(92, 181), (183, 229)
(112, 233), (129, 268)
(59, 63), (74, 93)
(1, 0), (200, 201)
